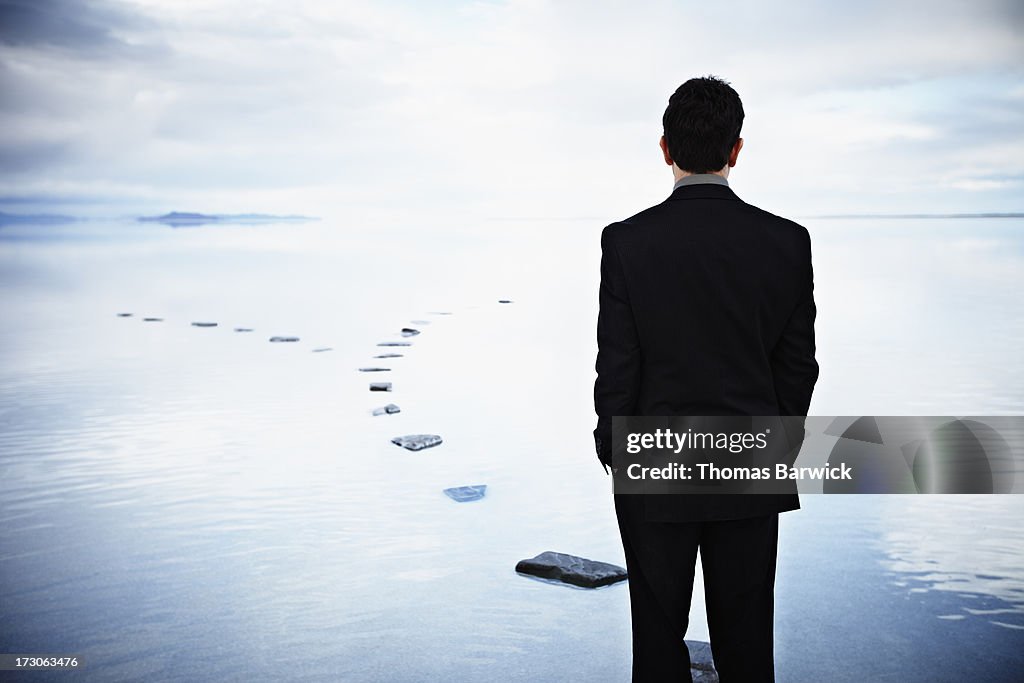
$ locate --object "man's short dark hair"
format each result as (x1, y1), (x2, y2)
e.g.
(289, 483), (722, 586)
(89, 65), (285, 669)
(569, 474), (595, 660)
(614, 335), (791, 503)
(662, 76), (744, 174)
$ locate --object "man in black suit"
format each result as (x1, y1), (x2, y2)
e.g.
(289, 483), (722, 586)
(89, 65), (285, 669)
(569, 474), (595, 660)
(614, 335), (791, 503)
(593, 76), (819, 682)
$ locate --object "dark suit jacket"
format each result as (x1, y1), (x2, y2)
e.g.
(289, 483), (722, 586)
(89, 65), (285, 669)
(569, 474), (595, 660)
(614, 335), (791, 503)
(593, 180), (819, 521)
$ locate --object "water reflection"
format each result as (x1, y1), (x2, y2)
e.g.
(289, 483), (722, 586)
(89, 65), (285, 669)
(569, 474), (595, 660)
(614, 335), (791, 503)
(879, 495), (1024, 630)
(0, 216), (1022, 681)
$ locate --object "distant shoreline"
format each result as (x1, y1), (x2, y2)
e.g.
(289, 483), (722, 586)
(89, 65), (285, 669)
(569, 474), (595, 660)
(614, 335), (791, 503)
(137, 211), (319, 226)
(801, 212), (1024, 219)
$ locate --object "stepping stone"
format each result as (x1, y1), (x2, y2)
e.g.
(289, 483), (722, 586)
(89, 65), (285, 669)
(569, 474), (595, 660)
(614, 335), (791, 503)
(269, 336), (299, 342)
(410, 320), (430, 325)
(312, 347), (333, 353)
(370, 382), (392, 392)
(391, 434), (442, 451)
(400, 327), (420, 337)
(359, 367), (390, 372)
(685, 641), (718, 682)
(192, 321), (218, 327)
(443, 485), (487, 502)
(143, 317), (163, 322)
(374, 353), (403, 359)
(377, 341), (411, 347)
(498, 299), (513, 304)
(234, 327), (254, 332)
(515, 551), (627, 588)
(116, 312), (133, 317)
(372, 404), (401, 416)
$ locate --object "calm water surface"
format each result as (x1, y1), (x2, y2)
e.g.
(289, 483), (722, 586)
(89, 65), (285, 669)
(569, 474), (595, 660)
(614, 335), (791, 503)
(1, 216), (1022, 681)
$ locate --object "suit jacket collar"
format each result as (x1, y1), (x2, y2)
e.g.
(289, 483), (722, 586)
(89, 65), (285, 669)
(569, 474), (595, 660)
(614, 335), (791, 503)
(667, 182), (741, 202)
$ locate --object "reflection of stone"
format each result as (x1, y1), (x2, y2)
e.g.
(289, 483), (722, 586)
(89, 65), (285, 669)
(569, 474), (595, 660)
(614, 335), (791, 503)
(911, 419), (1012, 493)
(372, 404), (401, 416)
(391, 434), (442, 451)
(370, 382), (392, 392)
(359, 367), (390, 372)
(400, 327), (420, 337)
(269, 336), (299, 342)
(443, 485), (487, 502)
(377, 342), (411, 347)
(374, 353), (403, 359)
(515, 551), (627, 588)
(192, 322), (218, 327)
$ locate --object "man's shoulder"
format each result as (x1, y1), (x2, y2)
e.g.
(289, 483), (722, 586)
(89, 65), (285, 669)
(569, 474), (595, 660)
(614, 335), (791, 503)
(603, 195), (810, 244)
(600, 201), (672, 242)
(736, 200), (812, 244)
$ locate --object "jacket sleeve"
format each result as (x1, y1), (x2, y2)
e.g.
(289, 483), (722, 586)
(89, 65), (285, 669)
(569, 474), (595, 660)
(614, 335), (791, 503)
(593, 223), (643, 472)
(770, 229), (819, 417)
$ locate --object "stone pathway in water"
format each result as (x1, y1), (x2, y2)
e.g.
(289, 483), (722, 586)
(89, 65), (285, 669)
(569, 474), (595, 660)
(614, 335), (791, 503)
(112, 300), (719, 677)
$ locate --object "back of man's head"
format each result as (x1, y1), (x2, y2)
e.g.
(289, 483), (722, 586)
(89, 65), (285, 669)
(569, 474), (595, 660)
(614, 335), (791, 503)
(662, 76), (744, 174)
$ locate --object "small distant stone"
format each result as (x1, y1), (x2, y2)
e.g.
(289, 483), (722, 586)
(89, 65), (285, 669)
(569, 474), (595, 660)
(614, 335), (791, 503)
(269, 336), (299, 342)
(515, 551), (627, 588)
(372, 404), (401, 416)
(359, 367), (390, 372)
(429, 311), (453, 315)
(370, 382), (392, 392)
(443, 485), (487, 502)
(410, 320), (431, 325)
(116, 312), (133, 317)
(374, 353), (403, 359)
(192, 322), (218, 327)
(143, 317), (163, 322)
(377, 341), (411, 347)
(234, 327), (254, 332)
(391, 434), (442, 451)
(312, 347), (333, 353)
(498, 300), (513, 304)
(400, 327), (420, 337)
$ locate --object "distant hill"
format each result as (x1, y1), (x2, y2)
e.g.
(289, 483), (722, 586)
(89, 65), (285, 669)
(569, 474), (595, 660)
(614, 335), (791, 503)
(0, 211), (77, 226)
(138, 211), (318, 227)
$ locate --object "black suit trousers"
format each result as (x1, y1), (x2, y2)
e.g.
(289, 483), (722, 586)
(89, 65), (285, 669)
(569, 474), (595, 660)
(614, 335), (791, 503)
(614, 495), (779, 683)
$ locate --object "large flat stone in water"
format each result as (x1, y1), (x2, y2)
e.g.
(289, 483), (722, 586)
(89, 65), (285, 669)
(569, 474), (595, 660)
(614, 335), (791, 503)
(515, 551), (627, 588)
(372, 404), (401, 416)
(443, 485), (486, 502)
(391, 434), (442, 451)
(370, 382), (392, 392)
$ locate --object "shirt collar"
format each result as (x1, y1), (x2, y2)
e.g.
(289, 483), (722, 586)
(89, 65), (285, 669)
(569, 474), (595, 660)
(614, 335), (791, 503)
(673, 173), (729, 190)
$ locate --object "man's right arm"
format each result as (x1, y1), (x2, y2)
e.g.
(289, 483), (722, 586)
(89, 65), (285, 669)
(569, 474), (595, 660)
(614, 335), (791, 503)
(594, 223), (642, 473)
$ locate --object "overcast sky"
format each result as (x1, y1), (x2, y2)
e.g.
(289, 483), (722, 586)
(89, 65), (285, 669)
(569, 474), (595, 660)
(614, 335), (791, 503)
(0, 0), (1021, 221)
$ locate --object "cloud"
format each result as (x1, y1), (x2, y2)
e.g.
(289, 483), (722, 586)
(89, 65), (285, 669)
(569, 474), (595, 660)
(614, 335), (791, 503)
(0, 0), (165, 58)
(0, 0), (1021, 217)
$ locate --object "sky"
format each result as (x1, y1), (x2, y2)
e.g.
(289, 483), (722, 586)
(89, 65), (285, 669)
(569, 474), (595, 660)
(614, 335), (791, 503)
(0, 0), (1021, 222)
